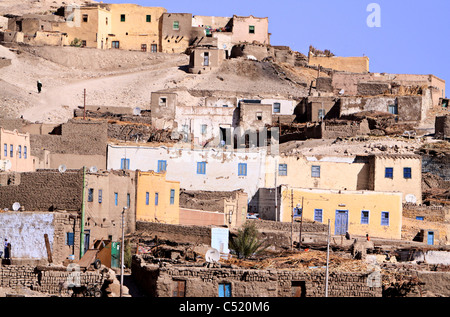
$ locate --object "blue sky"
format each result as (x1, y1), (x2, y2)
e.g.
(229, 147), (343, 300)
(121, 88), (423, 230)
(107, 0), (449, 92)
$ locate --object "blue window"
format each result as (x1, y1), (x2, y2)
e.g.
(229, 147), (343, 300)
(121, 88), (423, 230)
(157, 160), (167, 173)
(381, 212), (390, 226)
(114, 192), (118, 206)
(385, 167), (393, 179)
(87, 188), (94, 202)
(238, 163), (247, 176)
(201, 124), (207, 135)
(314, 209), (323, 223)
(311, 165), (321, 178)
(197, 162), (206, 175)
(403, 167), (412, 179)
(416, 216), (424, 221)
(218, 283), (231, 297)
(24, 146), (27, 159)
(121, 158), (130, 170)
(3, 143), (6, 157)
(146, 192), (149, 205)
(155, 192), (159, 206)
(278, 164), (287, 176)
(18, 145), (22, 158)
(361, 210), (369, 224)
(66, 232), (75, 246)
(170, 189), (175, 205)
(98, 189), (102, 203)
(10, 144), (13, 157)
(127, 193), (130, 208)
(273, 102), (281, 113)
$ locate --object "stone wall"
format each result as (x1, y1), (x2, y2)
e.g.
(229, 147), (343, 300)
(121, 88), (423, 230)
(251, 219), (328, 233)
(308, 55), (369, 73)
(0, 265), (108, 296)
(435, 115), (450, 139)
(136, 221), (213, 245)
(132, 255), (382, 297)
(402, 204), (447, 222)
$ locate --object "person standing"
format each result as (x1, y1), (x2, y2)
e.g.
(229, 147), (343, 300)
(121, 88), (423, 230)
(37, 80), (42, 93)
(4, 239), (10, 259)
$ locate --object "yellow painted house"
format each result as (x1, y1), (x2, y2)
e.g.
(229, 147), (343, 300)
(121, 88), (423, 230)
(53, 3), (166, 51)
(280, 186), (403, 240)
(136, 170), (180, 224)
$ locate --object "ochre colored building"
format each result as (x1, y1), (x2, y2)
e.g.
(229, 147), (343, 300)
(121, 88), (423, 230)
(280, 186), (403, 240)
(53, 3), (166, 51)
(136, 170), (180, 224)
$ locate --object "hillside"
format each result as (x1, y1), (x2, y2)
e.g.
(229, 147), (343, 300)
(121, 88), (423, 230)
(0, 44), (309, 123)
(0, 0), (97, 15)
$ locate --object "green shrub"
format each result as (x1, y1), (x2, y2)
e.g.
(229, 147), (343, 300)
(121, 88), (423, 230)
(229, 222), (268, 259)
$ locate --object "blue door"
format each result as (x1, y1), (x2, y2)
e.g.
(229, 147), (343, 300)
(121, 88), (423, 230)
(218, 283), (231, 297)
(335, 210), (348, 235)
(427, 231), (434, 245)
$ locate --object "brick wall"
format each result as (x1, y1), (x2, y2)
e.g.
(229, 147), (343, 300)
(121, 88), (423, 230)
(136, 221), (213, 245)
(132, 255), (382, 297)
(0, 265), (108, 296)
(403, 204), (447, 222)
(251, 219), (328, 233)
(0, 170), (83, 211)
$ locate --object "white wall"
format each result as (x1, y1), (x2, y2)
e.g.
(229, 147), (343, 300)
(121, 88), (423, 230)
(107, 145), (268, 199)
(0, 212), (54, 259)
(261, 99), (295, 115)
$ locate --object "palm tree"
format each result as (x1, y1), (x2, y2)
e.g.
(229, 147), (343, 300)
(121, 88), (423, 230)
(229, 222), (267, 259)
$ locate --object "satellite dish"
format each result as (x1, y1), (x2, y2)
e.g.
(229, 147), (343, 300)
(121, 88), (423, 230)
(0, 160), (12, 171)
(133, 107), (141, 116)
(339, 89), (345, 95)
(12, 202), (20, 211)
(405, 194), (417, 204)
(89, 166), (98, 173)
(58, 164), (67, 173)
(205, 248), (220, 263)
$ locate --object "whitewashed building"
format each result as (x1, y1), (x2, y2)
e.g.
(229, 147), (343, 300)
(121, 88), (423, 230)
(107, 144), (269, 199)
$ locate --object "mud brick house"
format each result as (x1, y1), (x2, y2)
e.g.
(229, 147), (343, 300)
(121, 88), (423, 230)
(132, 255), (382, 297)
(0, 211), (80, 264)
(179, 189), (248, 228)
(0, 168), (136, 263)
(160, 12), (201, 53)
(28, 119), (108, 170)
(188, 46), (225, 74)
(435, 114), (450, 139)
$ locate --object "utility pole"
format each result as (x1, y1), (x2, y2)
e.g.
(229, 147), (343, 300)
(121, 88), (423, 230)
(83, 89), (86, 120)
(80, 166), (86, 259)
(290, 189), (294, 250)
(274, 157), (278, 222)
(298, 197), (304, 250)
(325, 219), (331, 297)
(120, 206), (127, 298)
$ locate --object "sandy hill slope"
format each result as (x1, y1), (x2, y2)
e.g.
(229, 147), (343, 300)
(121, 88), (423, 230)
(0, 0), (97, 15)
(0, 44), (309, 124)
